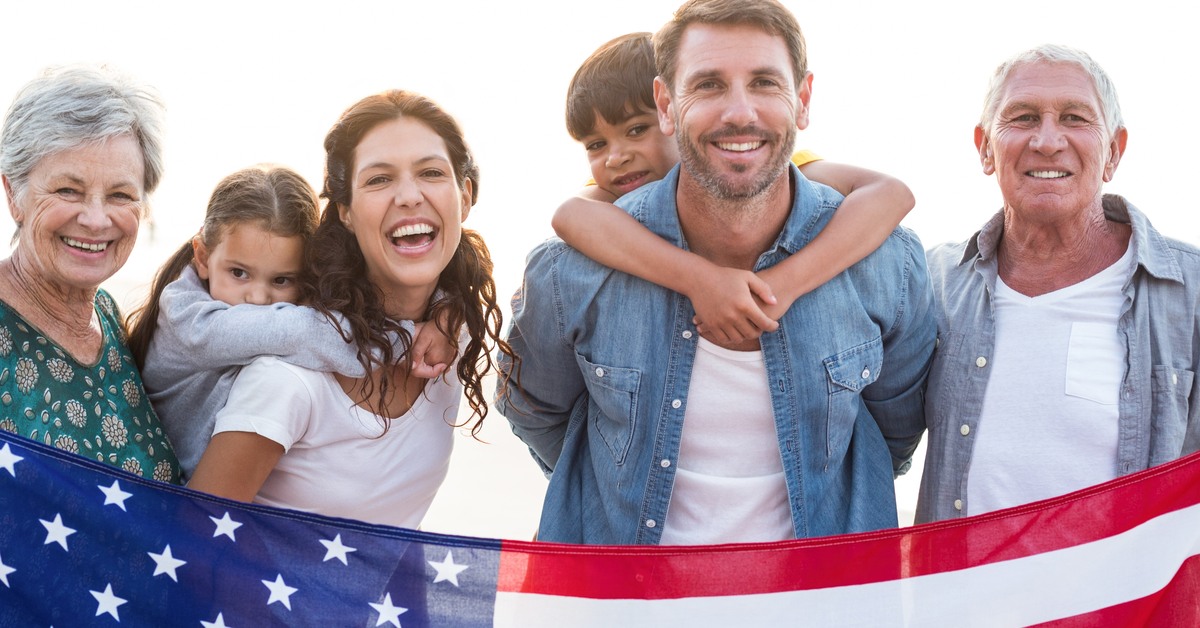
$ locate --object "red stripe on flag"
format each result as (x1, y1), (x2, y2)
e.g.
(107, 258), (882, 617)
(497, 451), (1200, 599)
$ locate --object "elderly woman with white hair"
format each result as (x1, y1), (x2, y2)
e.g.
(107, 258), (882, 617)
(918, 45), (1200, 522)
(0, 65), (181, 483)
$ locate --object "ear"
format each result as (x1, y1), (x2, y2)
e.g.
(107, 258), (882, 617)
(795, 72), (814, 131)
(191, 234), (211, 280)
(2, 175), (21, 224)
(337, 202), (353, 232)
(654, 76), (676, 137)
(459, 178), (473, 222)
(1103, 127), (1128, 182)
(974, 126), (995, 175)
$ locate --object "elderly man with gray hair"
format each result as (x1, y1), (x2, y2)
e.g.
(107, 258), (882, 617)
(917, 45), (1200, 522)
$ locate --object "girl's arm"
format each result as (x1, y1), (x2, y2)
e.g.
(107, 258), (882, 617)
(753, 161), (915, 321)
(187, 431), (283, 501)
(155, 266), (446, 378)
(553, 192), (778, 343)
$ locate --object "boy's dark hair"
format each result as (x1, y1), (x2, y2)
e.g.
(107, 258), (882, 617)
(565, 32), (657, 141)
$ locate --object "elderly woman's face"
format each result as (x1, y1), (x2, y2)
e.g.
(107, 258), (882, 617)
(977, 62), (1124, 225)
(5, 134), (144, 292)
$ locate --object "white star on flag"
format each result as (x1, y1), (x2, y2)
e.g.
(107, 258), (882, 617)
(428, 550), (468, 586)
(0, 443), (22, 476)
(40, 513), (75, 550)
(368, 592), (407, 627)
(320, 533), (357, 565)
(90, 583), (127, 620)
(148, 545), (186, 581)
(201, 612), (231, 628)
(210, 512), (243, 540)
(0, 552), (14, 587)
(262, 574), (298, 610)
(98, 480), (132, 511)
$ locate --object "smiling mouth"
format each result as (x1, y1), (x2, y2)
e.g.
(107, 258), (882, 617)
(1028, 170), (1070, 179)
(61, 237), (109, 252)
(612, 171), (648, 187)
(390, 224), (435, 248)
(715, 141), (765, 152)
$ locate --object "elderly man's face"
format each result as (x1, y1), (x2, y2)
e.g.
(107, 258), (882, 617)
(976, 61), (1126, 224)
(654, 23), (811, 201)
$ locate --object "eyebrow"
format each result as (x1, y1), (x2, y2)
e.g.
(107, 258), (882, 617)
(357, 155), (451, 173)
(1001, 99), (1099, 115)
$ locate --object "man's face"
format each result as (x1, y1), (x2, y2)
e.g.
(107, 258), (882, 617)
(654, 23), (810, 201)
(976, 61), (1126, 224)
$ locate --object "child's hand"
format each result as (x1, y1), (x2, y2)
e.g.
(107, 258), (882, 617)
(409, 320), (455, 379)
(755, 264), (801, 321)
(689, 264), (779, 344)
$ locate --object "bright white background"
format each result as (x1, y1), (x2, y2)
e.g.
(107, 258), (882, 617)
(2, 0), (1196, 540)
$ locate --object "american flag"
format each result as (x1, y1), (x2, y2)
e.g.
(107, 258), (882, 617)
(2, 428), (1199, 626)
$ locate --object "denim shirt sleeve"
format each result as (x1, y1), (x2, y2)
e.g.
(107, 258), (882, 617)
(496, 239), (584, 475)
(864, 228), (937, 476)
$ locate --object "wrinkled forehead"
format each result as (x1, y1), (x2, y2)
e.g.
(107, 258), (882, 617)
(995, 61), (1106, 119)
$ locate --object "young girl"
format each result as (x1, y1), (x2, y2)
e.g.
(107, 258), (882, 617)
(187, 91), (512, 529)
(127, 165), (450, 479)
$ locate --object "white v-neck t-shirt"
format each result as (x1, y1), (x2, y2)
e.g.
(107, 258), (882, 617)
(967, 247), (1131, 515)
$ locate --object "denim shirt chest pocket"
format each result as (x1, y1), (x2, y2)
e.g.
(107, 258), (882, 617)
(575, 353), (641, 465)
(821, 336), (883, 454)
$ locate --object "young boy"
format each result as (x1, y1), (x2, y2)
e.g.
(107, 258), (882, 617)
(554, 32), (914, 344)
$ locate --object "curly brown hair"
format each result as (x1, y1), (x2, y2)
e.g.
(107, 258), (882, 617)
(306, 89), (511, 434)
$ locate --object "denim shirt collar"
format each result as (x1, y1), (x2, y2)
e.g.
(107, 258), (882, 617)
(622, 163), (830, 270)
(958, 193), (1185, 286)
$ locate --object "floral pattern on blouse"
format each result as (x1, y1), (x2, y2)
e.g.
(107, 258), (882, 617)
(0, 290), (181, 484)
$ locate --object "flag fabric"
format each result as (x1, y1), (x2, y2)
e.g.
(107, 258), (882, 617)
(1, 428), (1198, 627)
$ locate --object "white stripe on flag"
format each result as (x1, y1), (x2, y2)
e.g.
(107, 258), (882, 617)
(494, 503), (1200, 627)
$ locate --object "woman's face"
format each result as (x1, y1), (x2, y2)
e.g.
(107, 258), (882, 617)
(339, 117), (470, 319)
(4, 134), (145, 293)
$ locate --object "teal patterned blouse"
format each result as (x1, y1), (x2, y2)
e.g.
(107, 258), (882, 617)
(0, 289), (182, 484)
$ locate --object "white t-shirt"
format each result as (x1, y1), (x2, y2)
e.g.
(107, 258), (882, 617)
(660, 338), (793, 545)
(213, 356), (458, 528)
(967, 246), (1131, 515)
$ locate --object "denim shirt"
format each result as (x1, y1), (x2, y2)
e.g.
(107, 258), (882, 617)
(917, 195), (1200, 523)
(498, 165), (936, 545)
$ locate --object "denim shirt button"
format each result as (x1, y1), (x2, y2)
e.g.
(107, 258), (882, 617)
(960, 424), (970, 436)
(660, 459), (671, 468)
(861, 368), (870, 379)
(954, 499), (963, 511)
(975, 356), (987, 368)
(646, 519), (657, 528)
(671, 399), (682, 409)
(682, 330), (693, 340)
(595, 367), (605, 377)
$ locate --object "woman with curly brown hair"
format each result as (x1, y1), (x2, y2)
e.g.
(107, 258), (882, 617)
(189, 90), (510, 528)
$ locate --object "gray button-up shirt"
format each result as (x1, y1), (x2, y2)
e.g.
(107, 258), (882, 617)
(917, 195), (1200, 523)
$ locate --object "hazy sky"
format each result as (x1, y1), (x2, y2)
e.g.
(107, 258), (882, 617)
(2, 0), (1194, 538)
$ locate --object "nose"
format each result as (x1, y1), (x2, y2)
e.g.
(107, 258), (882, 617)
(76, 195), (114, 230)
(605, 142), (631, 169)
(393, 175), (423, 208)
(1030, 118), (1067, 155)
(720, 84), (758, 128)
(244, 284), (270, 306)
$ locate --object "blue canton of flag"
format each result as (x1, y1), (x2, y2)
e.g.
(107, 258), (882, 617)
(0, 430), (500, 627)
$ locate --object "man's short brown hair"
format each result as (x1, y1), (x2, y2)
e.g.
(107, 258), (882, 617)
(654, 0), (807, 91)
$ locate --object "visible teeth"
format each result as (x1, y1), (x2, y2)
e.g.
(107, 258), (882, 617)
(62, 237), (107, 252)
(717, 141), (763, 152)
(390, 224), (434, 238)
(1029, 170), (1069, 179)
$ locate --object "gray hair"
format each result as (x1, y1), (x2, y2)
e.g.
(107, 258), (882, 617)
(0, 64), (167, 203)
(979, 44), (1123, 135)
